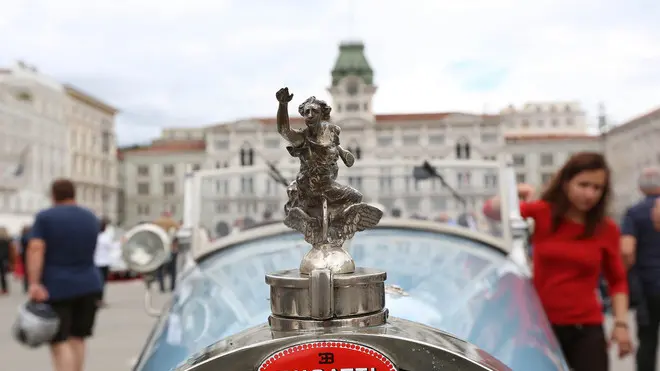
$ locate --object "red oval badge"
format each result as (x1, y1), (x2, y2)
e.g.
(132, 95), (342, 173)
(258, 341), (396, 371)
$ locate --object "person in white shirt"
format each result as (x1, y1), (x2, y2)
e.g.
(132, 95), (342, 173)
(94, 218), (114, 307)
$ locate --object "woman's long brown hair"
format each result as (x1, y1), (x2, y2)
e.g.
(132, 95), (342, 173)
(540, 152), (611, 239)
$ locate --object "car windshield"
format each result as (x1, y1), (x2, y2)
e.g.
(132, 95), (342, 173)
(191, 160), (507, 242)
(135, 228), (566, 371)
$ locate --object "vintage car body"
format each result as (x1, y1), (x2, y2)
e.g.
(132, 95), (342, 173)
(121, 155), (570, 370)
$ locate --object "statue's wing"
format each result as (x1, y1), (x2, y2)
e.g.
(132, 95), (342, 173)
(284, 207), (320, 243)
(330, 203), (383, 241)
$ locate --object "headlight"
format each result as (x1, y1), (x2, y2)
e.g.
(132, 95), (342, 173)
(120, 223), (171, 273)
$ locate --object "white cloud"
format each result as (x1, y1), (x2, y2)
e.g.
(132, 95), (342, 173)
(0, 0), (657, 144)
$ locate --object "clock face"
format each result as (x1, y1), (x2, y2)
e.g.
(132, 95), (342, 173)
(346, 81), (359, 96)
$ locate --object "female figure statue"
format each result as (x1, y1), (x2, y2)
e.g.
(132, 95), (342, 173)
(275, 87), (381, 250)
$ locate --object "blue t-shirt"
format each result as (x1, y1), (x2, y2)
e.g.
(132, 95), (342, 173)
(30, 204), (103, 301)
(621, 195), (660, 295)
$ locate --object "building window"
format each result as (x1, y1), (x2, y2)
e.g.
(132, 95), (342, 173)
(521, 119), (530, 128)
(346, 82), (359, 95)
(379, 176), (393, 193)
(377, 136), (393, 146)
(215, 201), (229, 213)
(457, 171), (471, 188)
(137, 165), (149, 176)
(165, 204), (176, 215)
(402, 135), (419, 146)
(264, 138), (280, 148)
(541, 172), (554, 185)
(428, 134), (445, 145)
(347, 142), (362, 160)
(405, 176), (419, 192)
(137, 204), (150, 215)
(484, 173), (498, 189)
(137, 182), (149, 195)
(515, 173), (526, 183)
(540, 153), (554, 167)
(241, 176), (254, 194)
(348, 176), (363, 190)
(214, 140), (229, 150)
(455, 138), (471, 160)
(566, 118), (574, 126)
(101, 131), (111, 154)
(191, 163), (201, 171)
(163, 164), (175, 175)
(480, 133), (498, 143)
(215, 179), (229, 195)
(512, 154), (525, 166)
(346, 102), (360, 112)
(240, 146), (254, 166)
(431, 176), (446, 190)
(163, 182), (175, 195)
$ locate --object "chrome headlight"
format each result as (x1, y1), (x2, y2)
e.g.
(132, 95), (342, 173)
(120, 223), (171, 274)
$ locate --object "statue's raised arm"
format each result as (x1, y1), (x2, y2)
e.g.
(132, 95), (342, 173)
(275, 87), (304, 146)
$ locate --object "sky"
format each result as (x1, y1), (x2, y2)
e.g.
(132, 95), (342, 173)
(1, 0), (658, 145)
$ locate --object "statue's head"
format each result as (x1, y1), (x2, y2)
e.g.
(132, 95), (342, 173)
(298, 96), (331, 127)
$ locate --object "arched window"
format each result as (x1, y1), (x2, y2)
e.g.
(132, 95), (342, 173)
(239, 143), (254, 166)
(455, 138), (471, 160)
(347, 141), (362, 160)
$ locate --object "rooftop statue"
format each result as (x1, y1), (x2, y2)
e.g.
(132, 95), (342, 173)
(275, 87), (383, 274)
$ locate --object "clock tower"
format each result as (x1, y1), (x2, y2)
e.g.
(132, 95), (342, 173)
(327, 42), (377, 123)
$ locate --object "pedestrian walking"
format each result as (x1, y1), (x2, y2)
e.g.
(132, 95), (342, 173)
(95, 218), (114, 308)
(26, 178), (103, 371)
(0, 226), (16, 295)
(19, 225), (31, 293)
(146, 212), (179, 293)
(620, 166), (660, 371)
(483, 152), (632, 371)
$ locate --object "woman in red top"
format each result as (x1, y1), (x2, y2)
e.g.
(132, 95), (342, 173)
(484, 152), (633, 371)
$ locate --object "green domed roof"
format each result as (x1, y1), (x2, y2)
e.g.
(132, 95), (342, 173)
(331, 41), (373, 86)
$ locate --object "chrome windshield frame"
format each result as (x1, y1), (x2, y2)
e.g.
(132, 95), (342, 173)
(181, 157), (528, 265)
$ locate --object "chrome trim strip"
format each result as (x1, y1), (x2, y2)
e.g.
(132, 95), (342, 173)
(193, 217), (508, 261)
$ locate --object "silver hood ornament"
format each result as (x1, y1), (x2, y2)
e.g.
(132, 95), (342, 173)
(267, 87), (387, 328)
(275, 87), (383, 274)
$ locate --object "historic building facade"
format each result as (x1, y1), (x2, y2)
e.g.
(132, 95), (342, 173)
(604, 107), (660, 218)
(65, 85), (120, 221)
(119, 140), (206, 226)
(118, 41), (657, 230)
(0, 61), (120, 231)
(0, 62), (69, 233)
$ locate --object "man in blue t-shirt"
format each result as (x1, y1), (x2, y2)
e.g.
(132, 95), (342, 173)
(620, 167), (660, 371)
(27, 178), (102, 371)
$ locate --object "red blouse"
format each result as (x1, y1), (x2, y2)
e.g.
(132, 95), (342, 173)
(485, 199), (628, 325)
